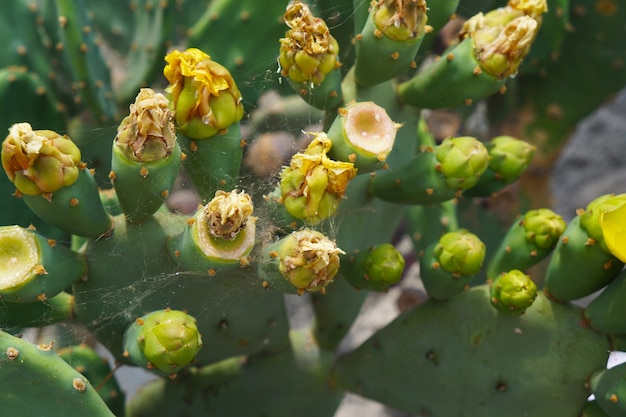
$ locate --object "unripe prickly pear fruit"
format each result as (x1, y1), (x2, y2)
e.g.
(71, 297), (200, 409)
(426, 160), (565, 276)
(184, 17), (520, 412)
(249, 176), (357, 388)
(123, 309), (203, 376)
(490, 269), (537, 315)
(590, 362), (626, 417)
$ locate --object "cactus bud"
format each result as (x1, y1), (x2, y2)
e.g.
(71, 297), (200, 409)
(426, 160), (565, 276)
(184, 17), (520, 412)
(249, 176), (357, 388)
(163, 48), (244, 139)
(259, 229), (344, 294)
(123, 309), (203, 376)
(2, 123), (81, 195)
(280, 133), (356, 225)
(278, 1), (340, 85)
(434, 136), (490, 190)
(486, 136), (535, 183)
(600, 196), (626, 263)
(490, 269), (537, 315)
(523, 208), (567, 250)
(205, 190), (254, 240)
(342, 244), (405, 291)
(371, 0), (428, 41)
(434, 229), (486, 276)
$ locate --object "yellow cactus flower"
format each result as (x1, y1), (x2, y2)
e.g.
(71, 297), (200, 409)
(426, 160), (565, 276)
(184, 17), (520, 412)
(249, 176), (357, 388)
(163, 48), (244, 139)
(600, 197), (626, 263)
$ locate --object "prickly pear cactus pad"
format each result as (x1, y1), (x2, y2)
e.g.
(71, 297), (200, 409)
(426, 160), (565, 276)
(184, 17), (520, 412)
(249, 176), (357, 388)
(1, 0), (626, 415)
(331, 286), (611, 417)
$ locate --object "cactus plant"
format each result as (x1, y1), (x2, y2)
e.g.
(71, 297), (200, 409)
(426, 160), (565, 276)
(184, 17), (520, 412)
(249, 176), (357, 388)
(1, 0), (625, 416)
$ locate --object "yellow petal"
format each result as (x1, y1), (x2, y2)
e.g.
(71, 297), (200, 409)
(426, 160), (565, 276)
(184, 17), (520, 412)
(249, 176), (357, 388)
(601, 203), (626, 262)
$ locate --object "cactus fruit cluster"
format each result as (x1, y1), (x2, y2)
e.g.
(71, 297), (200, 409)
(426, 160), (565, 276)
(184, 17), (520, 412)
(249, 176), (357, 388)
(1, 0), (626, 416)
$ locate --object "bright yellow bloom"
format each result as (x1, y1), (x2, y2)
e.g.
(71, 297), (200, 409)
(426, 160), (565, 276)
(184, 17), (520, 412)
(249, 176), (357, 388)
(600, 196), (626, 262)
(163, 48), (244, 139)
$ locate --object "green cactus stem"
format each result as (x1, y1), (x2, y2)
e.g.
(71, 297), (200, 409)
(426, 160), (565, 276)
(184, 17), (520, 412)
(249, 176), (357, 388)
(583, 269), (626, 335)
(486, 208), (566, 280)
(278, 1), (342, 109)
(123, 308), (203, 376)
(420, 229), (486, 300)
(354, 0), (430, 87)
(164, 48), (245, 201)
(489, 269), (538, 315)
(590, 362), (626, 417)
(0, 329), (116, 417)
(0, 291), (74, 331)
(0, 225), (85, 302)
(544, 196), (625, 302)
(464, 135), (536, 197)
(258, 228), (344, 295)
(368, 136), (489, 205)
(111, 88), (182, 223)
(397, 0), (546, 109)
(167, 190), (256, 273)
(341, 243), (405, 291)
(1, 123), (112, 237)
(279, 132), (356, 225)
(326, 101), (401, 173)
(406, 200), (458, 256)
(59, 344), (125, 416)
(331, 285), (610, 417)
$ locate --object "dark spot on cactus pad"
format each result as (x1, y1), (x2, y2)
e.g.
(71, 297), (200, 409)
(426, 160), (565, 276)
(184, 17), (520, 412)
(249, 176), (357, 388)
(496, 380), (508, 392)
(425, 349), (439, 366)
(217, 319), (228, 330)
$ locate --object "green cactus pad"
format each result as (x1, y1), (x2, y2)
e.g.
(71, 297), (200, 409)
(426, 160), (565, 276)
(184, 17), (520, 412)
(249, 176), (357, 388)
(0, 330), (115, 417)
(583, 269), (626, 335)
(331, 285), (610, 417)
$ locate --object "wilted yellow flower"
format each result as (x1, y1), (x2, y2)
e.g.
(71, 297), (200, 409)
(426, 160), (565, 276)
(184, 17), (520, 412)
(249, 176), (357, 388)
(1, 123), (81, 195)
(280, 133), (356, 224)
(163, 48), (244, 139)
(115, 88), (176, 162)
(600, 197), (626, 263)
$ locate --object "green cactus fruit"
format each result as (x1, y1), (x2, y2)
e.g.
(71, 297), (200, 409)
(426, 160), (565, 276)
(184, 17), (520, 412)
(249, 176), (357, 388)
(280, 133), (356, 225)
(278, 1), (342, 109)
(59, 344), (125, 416)
(489, 269), (538, 315)
(544, 209), (624, 302)
(331, 285), (610, 417)
(163, 48), (246, 201)
(590, 362), (626, 417)
(0, 225), (85, 302)
(354, 0), (429, 87)
(1, 123), (112, 237)
(127, 329), (342, 417)
(259, 228), (344, 295)
(420, 229), (486, 300)
(167, 189), (256, 273)
(397, 0), (546, 109)
(0, 291), (73, 333)
(486, 208), (566, 280)
(341, 243), (405, 291)
(580, 194), (626, 254)
(123, 308), (203, 376)
(583, 269), (626, 335)
(368, 136), (489, 205)
(465, 135), (536, 197)
(326, 101), (400, 173)
(0, 330), (116, 416)
(111, 88), (182, 223)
